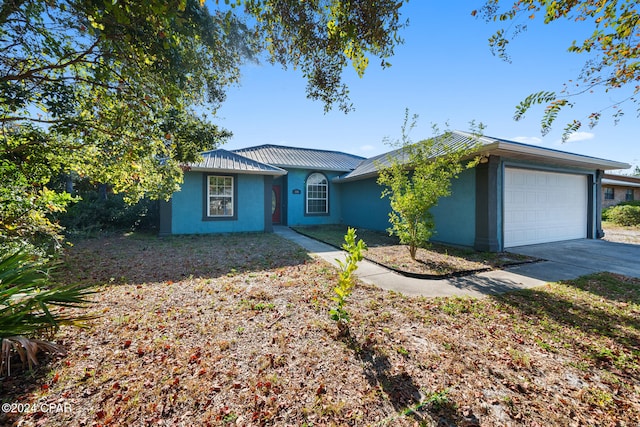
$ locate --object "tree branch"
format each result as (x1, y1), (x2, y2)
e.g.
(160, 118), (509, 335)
(0, 0), (27, 26)
(0, 40), (100, 83)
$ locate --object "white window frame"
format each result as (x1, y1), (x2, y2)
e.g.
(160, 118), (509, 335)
(306, 172), (329, 215)
(207, 175), (234, 217)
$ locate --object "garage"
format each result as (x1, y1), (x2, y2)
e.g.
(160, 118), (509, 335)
(503, 168), (588, 248)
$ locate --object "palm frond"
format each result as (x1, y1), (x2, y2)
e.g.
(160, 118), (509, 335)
(1, 336), (66, 377)
(0, 249), (98, 375)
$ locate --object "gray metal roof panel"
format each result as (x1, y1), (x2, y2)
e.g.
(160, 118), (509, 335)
(336, 131), (483, 182)
(187, 149), (287, 175)
(233, 144), (365, 172)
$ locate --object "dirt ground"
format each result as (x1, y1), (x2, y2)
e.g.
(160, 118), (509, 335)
(1, 232), (638, 426)
(602, 223), (640, 244)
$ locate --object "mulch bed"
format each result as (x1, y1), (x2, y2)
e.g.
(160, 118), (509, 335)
(293, 225), (535, 277)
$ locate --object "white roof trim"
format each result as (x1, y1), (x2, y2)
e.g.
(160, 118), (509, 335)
(602, 178), (640, 188)
(477, 140), (630, 170)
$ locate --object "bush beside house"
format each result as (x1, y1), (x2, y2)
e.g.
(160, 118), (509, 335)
(602, 173), (640, 208)
(603, 201), (640, 227)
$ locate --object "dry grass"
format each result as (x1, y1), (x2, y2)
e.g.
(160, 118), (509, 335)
(1, 231), (639, 426)
(602, 222), (640, 244)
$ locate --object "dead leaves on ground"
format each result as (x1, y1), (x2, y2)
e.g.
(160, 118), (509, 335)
(1, 234), (639, 426)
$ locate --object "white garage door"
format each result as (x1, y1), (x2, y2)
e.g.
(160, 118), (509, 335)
(504, 168), (588, 248)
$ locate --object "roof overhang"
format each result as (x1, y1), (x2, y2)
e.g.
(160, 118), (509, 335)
(476, 141), (630, 171)
(184, 148), (289, 176)
(334, 137), (630, 184)
(333, 170), (377, 183)
(602, 178), (640, 188)
(187, 166), (287, 176)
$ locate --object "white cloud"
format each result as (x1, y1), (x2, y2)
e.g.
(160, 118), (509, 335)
(564, 131), (595, 143)
(359, 144), (376, 152)
(511, 136), (542, 145)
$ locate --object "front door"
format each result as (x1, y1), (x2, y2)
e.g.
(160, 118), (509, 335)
(271, 185), (281, 224)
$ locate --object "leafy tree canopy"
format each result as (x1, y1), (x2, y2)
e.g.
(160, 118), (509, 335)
(473, 0), (639, 140)
(0, 0), (407, 250)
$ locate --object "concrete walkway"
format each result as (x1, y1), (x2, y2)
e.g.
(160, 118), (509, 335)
(274, 226), (553, 298)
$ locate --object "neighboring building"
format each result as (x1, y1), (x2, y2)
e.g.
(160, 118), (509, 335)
(159, 131), (629, 251)
(601, 173), (640, 208)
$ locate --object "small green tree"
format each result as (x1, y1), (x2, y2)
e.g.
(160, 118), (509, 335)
(377, 115), (481, 260)
(330, 227), (367, 332)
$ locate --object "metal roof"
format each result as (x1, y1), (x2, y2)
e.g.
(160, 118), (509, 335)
(335, 131), (630, 182)
(233, 144), (365, 172)
(186, 149), (287, 176)
(335, 131), (485, 182)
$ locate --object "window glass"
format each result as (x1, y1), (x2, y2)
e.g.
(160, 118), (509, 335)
(208, 176), (234, 217)
(306, 173), (328, 214)
(604, 188), (614, 200)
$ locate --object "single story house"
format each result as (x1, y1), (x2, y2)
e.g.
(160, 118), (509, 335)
(159, 131), (629, 251)
(601, 173), (640, 208)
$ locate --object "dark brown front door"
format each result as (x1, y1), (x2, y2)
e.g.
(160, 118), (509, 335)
(271, 185), (281, 224)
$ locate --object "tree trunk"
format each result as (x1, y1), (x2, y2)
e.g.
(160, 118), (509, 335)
(409, 244), (417, 260)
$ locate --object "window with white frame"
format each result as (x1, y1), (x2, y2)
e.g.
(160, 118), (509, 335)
(207, 175), (234, 217)
(626, 189), (634, 201)
(306, 172), (328, 214)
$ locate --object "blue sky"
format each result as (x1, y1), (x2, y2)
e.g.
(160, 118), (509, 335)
(213, 2), (638, 172)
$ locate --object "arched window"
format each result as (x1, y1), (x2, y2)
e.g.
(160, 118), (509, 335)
(306, 172), (328, 214)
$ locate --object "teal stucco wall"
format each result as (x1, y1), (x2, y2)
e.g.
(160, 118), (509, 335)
(430, 168), (476, 247)
(339, 168), (477, 248)
(284, 169), (344, 226)
(339, 178), (391, 231)
(171, 171), (266, 234)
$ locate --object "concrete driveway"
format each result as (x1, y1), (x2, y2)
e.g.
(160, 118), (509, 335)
(506, 239), (640, 281)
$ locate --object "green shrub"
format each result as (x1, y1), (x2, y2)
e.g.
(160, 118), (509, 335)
(58, 192), (159, 235)
(603, 205), (640, 226)
(617, 200), (640, 208)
